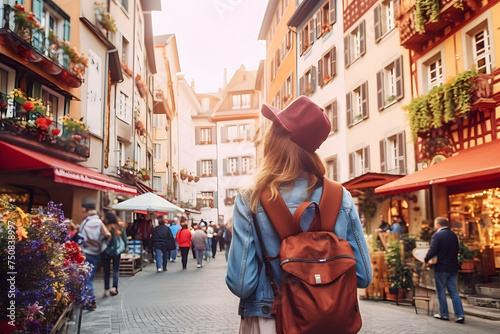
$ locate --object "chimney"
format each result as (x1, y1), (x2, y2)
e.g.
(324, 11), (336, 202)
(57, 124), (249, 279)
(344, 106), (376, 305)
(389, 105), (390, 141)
(223, 68), (227, 88)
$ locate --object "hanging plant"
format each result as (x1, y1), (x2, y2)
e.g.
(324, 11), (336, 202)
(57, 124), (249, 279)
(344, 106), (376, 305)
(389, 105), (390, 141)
(450, 70), (476, 117)
(414, 0), (441, 34)
(428, 85), (445, 128)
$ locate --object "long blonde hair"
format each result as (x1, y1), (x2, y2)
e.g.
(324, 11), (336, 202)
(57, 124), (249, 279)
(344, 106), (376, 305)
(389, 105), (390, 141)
(247, 123), (326, 213)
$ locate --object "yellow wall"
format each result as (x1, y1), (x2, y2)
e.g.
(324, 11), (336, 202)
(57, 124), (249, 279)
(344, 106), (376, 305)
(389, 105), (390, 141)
(266, 2), (296, 105)
(491, 3), (500, 71)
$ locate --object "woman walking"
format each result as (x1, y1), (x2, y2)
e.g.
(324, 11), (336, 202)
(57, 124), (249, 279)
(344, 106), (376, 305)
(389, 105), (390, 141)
(225, 96), (372, 332)
(176, 222), (192, 269)
(101, 211), (126, 296)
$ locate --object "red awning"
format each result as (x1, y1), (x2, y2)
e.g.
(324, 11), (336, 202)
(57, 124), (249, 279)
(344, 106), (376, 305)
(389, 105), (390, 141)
(375, 139), (500, 195)
(0, 141), (137, 196)
(342, 172), (403, 196)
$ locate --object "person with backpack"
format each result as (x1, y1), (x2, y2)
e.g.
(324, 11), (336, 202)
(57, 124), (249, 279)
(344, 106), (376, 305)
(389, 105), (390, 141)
(225, 96), (372, 334)
(101, 211), (127, 296)
(80, 202), (111, 311)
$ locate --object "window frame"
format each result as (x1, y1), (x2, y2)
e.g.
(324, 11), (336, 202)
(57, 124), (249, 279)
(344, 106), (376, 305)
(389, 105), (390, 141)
(326, 156), (338, 181)
(117, 90), (130, 123)
(227, 157), (239, 175)
(324, 99), (338, 134)
(201, 160), (214, 176)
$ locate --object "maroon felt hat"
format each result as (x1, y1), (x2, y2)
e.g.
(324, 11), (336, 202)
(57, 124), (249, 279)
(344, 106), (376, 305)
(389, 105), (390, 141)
(261, 96), (331, 152)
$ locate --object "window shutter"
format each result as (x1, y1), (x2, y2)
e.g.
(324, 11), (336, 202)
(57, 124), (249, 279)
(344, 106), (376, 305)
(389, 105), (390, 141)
(311, 66), (317, 93)
(32, 0), (43, 51)
(359, 20), (366, 56)
(33, 0), (43, 20)
(213, 159), (217, 176)
(221, 126), (227, 143)
(300, 76), (305, 95)
(349, 152), (355, 179)
(333, 157), (338, 181)
(344, 35), (350, 67)
(397, 131), (406, 174)
(211, 126), (217, 144)
(309, 20), (314, 46)
(63, 20), (71, 41)
(316, 12), (322, 39)
(299, 29), (303, 55)
(374, 5), (381, 43)
(361, 81), (368, 119)
(331, 47), (336, 77)
(363, 146), (370, 172)
(377, 70), (384, 111)
(197, 161), (201, 176)
(332, 100), (338, 132)
(213, 191), (218, 208)
(270, 59), (274, 81)
(195, 127), (201, 145)
(395, 56), (404, 100)
(346, 92), (352, 127)
(329, 0), (336, 25)
(318, 59), (323, 87)
(379, 139), (386, 173)
(223, 158), (227, 176)
(32, 81), (42, 98)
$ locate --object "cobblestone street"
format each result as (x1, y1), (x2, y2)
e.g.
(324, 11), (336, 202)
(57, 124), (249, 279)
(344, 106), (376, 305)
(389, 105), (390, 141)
(76, 255), (499, 334)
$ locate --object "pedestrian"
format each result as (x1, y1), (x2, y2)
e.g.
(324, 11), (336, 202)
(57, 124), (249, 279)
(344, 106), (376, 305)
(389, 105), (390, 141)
(425, 217), (465, 323)
(376, 215), (390, 232)
(191, 223), (198, 259)
(191, 223), (207, 268)
(225, 96), (372, 332)
(218, 223), (226, 252)
(152, 217), (176, 272)
(390, 216), (402, 237)
(101, 211), (127, 296)
(210, 221), (218, 259)
(176, 221), (192, 270)
(204, 221), (213, 261)
(223, 219), (232, 262)
(169, 217), (181, 262)
(138, 215), (152, 261)
(80, 201), (111, 311)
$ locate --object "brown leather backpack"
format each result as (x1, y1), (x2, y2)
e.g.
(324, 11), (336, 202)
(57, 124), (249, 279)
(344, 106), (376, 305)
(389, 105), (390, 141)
(257, 178), (362, 334)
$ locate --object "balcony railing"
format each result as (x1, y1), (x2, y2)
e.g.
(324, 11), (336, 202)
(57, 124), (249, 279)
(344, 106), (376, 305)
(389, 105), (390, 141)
(0, 5), (84, 88)
(396, 0), (481, 49)
(0, 92), (90, 161)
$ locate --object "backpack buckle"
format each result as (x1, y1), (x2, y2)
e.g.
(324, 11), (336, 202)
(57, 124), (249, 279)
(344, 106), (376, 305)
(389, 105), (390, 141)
(315, 274), (322, 284)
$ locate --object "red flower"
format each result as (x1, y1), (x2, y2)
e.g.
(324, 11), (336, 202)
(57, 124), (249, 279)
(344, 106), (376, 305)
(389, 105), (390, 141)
(45, 119), (52, 126)
(23, 101), (34, 111)
(14, 4), (24, 11)
(51, 129), (61, 136)
(37, 124), (47, 130)
(0, 102), (6, 109)
(35, 117), (47, 125)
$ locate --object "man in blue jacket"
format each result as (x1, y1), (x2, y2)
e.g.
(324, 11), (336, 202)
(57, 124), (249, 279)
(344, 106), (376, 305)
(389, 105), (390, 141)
(425, 217), (464, 323)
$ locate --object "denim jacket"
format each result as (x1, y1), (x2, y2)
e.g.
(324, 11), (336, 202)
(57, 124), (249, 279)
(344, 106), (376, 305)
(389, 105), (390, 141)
(225, 177), (373, 318)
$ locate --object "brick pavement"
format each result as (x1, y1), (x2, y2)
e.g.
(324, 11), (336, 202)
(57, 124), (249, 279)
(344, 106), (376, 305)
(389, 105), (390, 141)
(76, 255), (499, 334)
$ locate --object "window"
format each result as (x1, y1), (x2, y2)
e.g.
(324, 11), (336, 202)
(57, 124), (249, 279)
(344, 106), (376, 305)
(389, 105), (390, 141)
(227, 125), (237, 142)
(318, 47), (336, 87)
(380, 132), (406, 175)
(117, 141), (125, 167)
(118, 0), (129, 11)
(201, 160), (213, 176)
(37, 2), (70, 59)
(472, 28), (492, 74)
(121, 35), (129, 67)
(202, 98), (210, 112)
(118, 91), (129, 121)
(226, 188), (239, 200)
(200, 127), (212, 144)
(228, 157), (238, 174)
(198, 191), (214, 207)
(349, 146), (370, 179)
(286, 74), (293, 100)
(136, 143), (141, 168)
(153, 114), (164, 128)
(346, 81), (368, 126)
(232, 94), (251, 109)
(428, 58), (443, 89)
(153, 143), (161, 161)
(153, 176), (162, 192)
(377, 56), (403, 110)
(241, 156), (251, 174)
(42, 87), (64, 129)
(239, 124), (251, 141)
(324, 100), (337, 133)
(374, 0), (394, 42)
(299, 18), (314, 55)
(344, 20), (366, 67)
(316, 0), (336, 38)
(326, 156), (338, 181)
(299, 66), (316, 96)
(86, 50), (103, 135)
(0, 68), (8, 95)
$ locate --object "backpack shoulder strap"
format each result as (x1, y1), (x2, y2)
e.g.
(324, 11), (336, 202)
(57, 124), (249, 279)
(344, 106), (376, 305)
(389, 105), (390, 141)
(260, 186), (293, 240)
(319, 177), (344, 232)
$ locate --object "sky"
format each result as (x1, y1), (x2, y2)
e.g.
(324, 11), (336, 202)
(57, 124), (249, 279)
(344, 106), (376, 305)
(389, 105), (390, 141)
(152, 0), (268, 94)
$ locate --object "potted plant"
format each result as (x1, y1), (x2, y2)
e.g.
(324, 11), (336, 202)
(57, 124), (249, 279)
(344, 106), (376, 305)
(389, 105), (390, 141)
(180, 169), (188, 180)
(458, 242), (475, 272)
(384, 240), (413, 300)
(194, 176), (200, 182)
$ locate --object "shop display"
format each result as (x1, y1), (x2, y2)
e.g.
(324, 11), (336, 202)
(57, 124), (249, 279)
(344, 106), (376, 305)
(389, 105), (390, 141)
(0, 200), (92, 333)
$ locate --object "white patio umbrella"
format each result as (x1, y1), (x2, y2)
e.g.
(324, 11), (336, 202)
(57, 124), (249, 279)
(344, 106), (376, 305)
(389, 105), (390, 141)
(111, 192), (185, 213)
